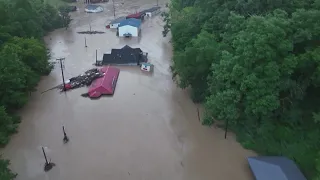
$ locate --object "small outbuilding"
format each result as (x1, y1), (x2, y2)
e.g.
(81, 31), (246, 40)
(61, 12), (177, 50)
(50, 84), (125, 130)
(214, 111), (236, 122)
(118, 18), (141, 37)
(140, 62), (154, 72)
(140, 6), (161, 18)
(107, 16), (126, 29)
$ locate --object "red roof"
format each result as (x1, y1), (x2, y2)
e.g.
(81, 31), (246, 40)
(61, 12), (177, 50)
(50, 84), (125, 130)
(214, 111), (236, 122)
(126, 12), (142, 19)
(88, 66), (120, 98)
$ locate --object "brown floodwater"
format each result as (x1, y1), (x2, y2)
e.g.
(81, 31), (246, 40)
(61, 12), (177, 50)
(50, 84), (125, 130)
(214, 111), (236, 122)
(1, 1), (255, 180)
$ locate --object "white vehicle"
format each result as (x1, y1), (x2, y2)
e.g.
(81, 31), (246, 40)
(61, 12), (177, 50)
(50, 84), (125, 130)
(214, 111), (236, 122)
(85, 5), (104, 13)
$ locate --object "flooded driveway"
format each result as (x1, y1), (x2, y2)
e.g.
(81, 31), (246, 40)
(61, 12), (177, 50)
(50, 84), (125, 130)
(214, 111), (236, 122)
(2, 1), (255, 180)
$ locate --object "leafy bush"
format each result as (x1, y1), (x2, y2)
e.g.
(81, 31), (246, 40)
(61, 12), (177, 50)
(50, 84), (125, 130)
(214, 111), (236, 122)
(0, 157), (17, 180)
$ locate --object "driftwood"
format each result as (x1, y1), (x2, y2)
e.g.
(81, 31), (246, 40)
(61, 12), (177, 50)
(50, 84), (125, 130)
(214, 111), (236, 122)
(77, 31), (105, 34)
(41, 85), (61, 94)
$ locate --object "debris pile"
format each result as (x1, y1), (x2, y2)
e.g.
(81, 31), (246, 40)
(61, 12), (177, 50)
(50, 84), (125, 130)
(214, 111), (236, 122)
(59, 68), (104, 91)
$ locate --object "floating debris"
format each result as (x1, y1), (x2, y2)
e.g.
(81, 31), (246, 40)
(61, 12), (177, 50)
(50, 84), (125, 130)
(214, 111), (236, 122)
(58, 68), (104, 91)
(41, 84), (61, 94)
(77, 31), (105, 34)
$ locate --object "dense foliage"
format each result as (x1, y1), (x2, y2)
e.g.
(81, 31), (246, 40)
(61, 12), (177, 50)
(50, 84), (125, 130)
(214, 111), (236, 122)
(0, 0), (70, 179)
(165, 0), (320, 178)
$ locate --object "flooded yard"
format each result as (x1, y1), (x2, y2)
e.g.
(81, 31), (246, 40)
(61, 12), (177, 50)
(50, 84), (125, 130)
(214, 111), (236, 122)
(1, 0), (255, 180)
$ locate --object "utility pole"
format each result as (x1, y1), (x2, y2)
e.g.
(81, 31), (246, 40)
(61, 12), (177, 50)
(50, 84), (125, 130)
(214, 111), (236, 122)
(156, 0), (158, 6)
(42, 147), (55, 172)
(56, 58), (66, 91)
(112, 0), (116, 17)
(42, 147), (49, 166)
(85, 37), (87, 47)
(96, 49), (98, 65)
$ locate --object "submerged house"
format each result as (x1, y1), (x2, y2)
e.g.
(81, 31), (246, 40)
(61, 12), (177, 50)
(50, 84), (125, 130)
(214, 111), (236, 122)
(87, 66), (120, 98)
(107, 16), (126, 29)
(118, 18), (142, 37)
(101, 45), (148, 65)
(85, 4), (104, 13)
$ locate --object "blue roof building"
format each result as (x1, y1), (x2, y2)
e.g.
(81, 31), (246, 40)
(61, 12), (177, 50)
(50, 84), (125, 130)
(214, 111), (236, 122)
(247, 156), (307, 180)
(118, 18), (142, 28)
(118, 18), (142, 37)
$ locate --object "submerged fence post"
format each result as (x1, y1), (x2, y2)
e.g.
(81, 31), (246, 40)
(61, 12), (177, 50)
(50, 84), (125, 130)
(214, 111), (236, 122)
(63, 126), (69, 144)
(224, 119), (229, 139)
(197, 108), (200, 122)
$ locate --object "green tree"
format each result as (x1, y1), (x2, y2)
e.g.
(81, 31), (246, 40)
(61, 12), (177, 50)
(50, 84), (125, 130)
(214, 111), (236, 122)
(0, 0), (72, 178)
(168, 0), (320, 178)
(0, 157), (17, 180)
(172, 30), (220, 101)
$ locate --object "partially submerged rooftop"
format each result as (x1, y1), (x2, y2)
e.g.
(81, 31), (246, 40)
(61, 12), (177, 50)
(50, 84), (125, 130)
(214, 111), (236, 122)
(118, 18), (141, 28)
(140, 6), (160, 13)
(101, 45), (147, 65)
(110, 16), (126, 24)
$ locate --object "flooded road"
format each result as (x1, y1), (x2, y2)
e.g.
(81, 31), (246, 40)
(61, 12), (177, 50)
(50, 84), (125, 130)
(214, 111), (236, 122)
(2, 1), (255, 180)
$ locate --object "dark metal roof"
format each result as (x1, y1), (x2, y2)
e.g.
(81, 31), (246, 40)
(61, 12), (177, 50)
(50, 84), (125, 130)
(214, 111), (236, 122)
(248, 156), (307, 180)
(140, 6), (160, 13)
(102, 45), (147, 65)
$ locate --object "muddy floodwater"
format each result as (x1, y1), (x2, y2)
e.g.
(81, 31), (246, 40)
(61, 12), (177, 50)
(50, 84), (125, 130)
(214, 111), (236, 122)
(2, 0), (255, 180)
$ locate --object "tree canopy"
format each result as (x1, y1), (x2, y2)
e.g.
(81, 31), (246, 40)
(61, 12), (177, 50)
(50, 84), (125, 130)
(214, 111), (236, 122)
(0, 0), (70, 179)
(165, 0), (320, 178)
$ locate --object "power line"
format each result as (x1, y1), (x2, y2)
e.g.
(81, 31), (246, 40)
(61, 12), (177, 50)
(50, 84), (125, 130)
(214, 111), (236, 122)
(112, 0), (116, 17)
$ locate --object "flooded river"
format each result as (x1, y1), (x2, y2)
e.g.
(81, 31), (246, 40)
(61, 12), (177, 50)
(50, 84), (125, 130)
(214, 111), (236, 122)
(2, 0), (255, 180)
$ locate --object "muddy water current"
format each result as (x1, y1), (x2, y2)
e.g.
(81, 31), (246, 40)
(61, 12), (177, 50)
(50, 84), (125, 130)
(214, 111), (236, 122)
(1, 1), (255, 179)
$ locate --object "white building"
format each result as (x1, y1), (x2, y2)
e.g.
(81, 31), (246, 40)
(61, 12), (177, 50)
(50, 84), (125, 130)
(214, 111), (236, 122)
(118, 18), (142, 37)
(141, 6), (161, 18)
(108, 17), (126, 29)
(141, 63), (154, 72)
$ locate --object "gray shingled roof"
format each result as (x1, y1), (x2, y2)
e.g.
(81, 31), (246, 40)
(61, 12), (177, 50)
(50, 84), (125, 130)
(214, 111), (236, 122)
(102, 45), (147, 65)
(140, 6), (160, 14)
